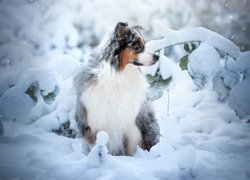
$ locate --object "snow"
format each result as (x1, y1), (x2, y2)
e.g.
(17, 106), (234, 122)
(147, 21), (241, 59)
(212, 69), (241, 101)
(227, 51), (250, 118)
(0, 1), (250, 180)
(96, 131), (109, 145)
(229, 76), (250, 118)
(0, 116), (3, 135)
(159, 50), (175, 80)
(86, 131), (109, 168)
(188, 43), (220, 89)
(2, 59), (250, 179)
(236, 51), (250, 76)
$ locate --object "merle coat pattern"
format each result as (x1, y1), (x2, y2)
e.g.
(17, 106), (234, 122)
(74, 22), (160, 155)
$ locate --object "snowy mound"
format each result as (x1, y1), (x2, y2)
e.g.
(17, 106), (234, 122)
(188, 43), (220, 88)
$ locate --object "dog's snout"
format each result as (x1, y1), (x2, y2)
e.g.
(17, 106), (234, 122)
(153, 54), (159, 61)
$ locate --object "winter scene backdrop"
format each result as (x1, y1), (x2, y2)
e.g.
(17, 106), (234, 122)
(0, 0), (250, 179)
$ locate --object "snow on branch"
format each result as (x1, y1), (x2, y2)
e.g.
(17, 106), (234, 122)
(146, 21), (250, 119)
(147, 21), (241, 60)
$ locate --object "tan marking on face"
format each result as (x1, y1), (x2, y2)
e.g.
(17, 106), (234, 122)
(119, 48), (138, 70)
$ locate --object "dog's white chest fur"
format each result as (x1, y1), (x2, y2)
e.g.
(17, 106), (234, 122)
(80, 62), (148, 154)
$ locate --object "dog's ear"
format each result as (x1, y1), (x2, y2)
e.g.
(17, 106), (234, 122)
(115, 22), (129, 40)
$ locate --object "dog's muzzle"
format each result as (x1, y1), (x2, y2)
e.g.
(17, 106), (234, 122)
(133, 53), (159, 67)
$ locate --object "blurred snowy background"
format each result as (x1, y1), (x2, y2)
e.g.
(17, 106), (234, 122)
(0, 0), (250, 179)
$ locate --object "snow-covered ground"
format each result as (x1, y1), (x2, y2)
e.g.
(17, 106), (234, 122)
(0, 0), (250, 180)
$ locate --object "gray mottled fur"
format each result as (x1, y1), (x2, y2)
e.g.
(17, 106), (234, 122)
(73, 37), (120, 95)
(74, 97), (87, 135)
(136, 101), (160, 151)
(73, 62), (98, 95)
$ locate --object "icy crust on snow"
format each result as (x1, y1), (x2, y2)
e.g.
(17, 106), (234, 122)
(147, 21), (241, 59)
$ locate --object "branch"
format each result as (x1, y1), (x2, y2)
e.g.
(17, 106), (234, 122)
(146, 21), (241, 60)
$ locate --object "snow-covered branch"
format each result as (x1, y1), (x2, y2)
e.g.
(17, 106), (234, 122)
(146, 21), (250, 119)
(147, 21), (241, 60)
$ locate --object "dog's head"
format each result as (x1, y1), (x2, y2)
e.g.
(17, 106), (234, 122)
(114, 22), (159, 70)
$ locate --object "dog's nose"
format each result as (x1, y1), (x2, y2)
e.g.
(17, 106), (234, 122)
(153, 54), (159, 61)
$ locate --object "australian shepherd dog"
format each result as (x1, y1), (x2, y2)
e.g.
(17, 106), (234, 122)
(74, 22), (160, 156)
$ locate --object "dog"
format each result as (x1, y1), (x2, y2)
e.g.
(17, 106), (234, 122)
(73, 22), (160, 156)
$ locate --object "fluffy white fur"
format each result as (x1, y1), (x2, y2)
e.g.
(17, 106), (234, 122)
(137, 52), (156, 66)
(80, 61), (148, 154)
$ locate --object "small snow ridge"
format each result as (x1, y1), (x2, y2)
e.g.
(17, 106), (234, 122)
(96, 131), (109, 145)
(86, 131), (109, 168)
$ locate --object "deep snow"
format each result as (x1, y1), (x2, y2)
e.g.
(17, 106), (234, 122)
(1, 67), (250, 180)
(0, 1), (250, 180)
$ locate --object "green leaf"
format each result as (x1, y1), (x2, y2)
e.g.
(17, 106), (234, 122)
(184, 43), (190, 53)
(25, 81), (39, 103)
(146, 74), (156, 84)
(191, 43), (196, 51)
(184, 42), (197, 53)
(40, 86), (59, 104)
(146, 66), (173, 100)
(52, 121), (77, 138)
(179, 54), (189, 70)
(159, 76), (172, 87)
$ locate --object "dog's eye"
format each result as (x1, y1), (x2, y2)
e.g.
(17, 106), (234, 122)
(132, 43), (141, 50)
